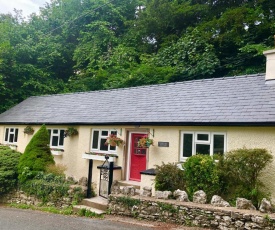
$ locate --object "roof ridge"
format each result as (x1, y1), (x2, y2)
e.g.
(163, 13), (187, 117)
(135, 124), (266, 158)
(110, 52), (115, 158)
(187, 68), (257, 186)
(28, 73), (265, 99)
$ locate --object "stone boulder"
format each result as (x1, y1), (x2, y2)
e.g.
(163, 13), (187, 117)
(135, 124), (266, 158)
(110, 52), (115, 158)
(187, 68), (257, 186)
(211, 195), (230, 207)
(141, 186), (152, 197)
(122, 186), (135, 196)
(155, 191), (172, 199)
(111, 180), (121, 195)
(193, 190), (207, 204)
(173, 189), (189, 202)
(259, 198), (273, 213)
(236, 198), (256, 210)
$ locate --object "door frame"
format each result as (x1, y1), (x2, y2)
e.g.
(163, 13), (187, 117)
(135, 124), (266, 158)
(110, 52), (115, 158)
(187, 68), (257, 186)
(126, 131), (148, 181)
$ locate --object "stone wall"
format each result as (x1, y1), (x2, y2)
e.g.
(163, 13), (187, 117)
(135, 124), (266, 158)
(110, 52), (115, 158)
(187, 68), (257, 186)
(108, 195), (275, 229)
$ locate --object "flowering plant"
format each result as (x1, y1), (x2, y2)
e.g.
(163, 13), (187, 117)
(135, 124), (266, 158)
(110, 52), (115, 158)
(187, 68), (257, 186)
(105, 134), (124, 147)
(138, 136), (154, 148)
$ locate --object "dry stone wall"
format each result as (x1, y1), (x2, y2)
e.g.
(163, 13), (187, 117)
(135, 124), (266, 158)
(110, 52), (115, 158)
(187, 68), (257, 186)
(108, 194), (275, 229)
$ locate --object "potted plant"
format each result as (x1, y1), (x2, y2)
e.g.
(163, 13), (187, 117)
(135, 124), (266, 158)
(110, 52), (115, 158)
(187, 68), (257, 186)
(105, 134), (124, 147)
(23, 126), (34, 135)
(64, 127), (78, 137)
(138, 136), (154, 148)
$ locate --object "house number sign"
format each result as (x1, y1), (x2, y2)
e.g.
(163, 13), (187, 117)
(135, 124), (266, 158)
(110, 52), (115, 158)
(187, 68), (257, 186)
(158, 142), (169, 147)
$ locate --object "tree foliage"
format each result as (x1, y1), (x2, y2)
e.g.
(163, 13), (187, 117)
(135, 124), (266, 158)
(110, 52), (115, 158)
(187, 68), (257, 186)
(0, 0), (275, 112)
(18, 124), (54, 183)
(0, 145), (21, 194)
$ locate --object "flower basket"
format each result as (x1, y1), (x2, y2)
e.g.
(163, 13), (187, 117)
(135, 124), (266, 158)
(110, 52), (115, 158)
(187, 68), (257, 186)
(138, 136), (154, 148)
(64, 127), (78, 137)
(24, 126), (34, 135)
(105, 134), (124, 147)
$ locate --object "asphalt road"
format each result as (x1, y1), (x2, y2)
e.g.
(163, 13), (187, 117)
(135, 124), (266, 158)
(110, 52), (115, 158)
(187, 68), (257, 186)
(0, 207), (152, 230)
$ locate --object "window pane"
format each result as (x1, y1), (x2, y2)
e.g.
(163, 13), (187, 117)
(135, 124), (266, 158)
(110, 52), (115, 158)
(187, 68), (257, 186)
(52, 136), (58, 146)
(59, 130), (64, 146)
(213, 134), (224, 155)
(197, 134), (209, 141)
(14, 129), (18, 142)
(196, 144), (210, 155)
(101, 131), (108, 136)
(5, 129), (9, 142)
(183, 134), (193, 157)
(9, 134), (14, 143)
(100, 138), (108, 151)
(111, 131), (117, 135)
(92, 131), (99, 149)
(110, 145), (116, 151)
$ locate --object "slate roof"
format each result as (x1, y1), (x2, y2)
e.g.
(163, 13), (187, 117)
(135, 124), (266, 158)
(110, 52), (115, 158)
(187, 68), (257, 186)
(1, 73), (275, 126)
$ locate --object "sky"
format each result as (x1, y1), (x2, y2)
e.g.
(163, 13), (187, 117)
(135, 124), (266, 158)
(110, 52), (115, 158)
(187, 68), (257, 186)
(0, 0), (50, 18)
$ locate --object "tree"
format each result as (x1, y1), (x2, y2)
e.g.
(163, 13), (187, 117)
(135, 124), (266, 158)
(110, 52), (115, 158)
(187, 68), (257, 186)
(18, 125), (54, 183)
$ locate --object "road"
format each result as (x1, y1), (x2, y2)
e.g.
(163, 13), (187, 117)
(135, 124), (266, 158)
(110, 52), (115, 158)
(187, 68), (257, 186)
(0, 207), (207, 230)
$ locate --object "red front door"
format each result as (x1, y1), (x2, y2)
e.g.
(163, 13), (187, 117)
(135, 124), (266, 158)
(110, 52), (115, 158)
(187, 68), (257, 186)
(129, 133), (147, 181)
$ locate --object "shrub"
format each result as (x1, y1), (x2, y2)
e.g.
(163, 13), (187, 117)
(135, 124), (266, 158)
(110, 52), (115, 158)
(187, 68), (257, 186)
(45, 164), (67, 177)
(184, 154), (220, 200)
(218, 148), (273, 207)
(0, 146), (21, 194)
(20, 172), (70, 203)
(18, 124), (54, 183)
(155, 162), (185, 192)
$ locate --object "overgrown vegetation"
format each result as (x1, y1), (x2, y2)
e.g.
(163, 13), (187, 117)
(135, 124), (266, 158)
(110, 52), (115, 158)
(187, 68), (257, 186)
(0, 145), (21, 194)
(155, 162), (185, 192)
(183, 155), (220, 200)
(154, 148), (273, 208)
(18, 125), (54, 183)
(217, 148), (273, 207)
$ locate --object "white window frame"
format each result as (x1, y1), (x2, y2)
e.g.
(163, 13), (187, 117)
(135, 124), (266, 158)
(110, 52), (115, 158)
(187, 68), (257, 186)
(4, 127), (19, 144)
(48, 129), (65, 149)
(91, 129), (118, 153)
(180, 131), (226, 161)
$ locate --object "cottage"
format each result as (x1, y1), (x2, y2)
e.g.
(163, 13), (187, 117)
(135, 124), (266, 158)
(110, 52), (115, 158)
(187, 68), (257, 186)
(1, 49), (275, 200)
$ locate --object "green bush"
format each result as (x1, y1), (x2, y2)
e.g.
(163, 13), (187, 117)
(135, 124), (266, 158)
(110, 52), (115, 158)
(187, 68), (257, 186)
(155, 162), (185, 192)
(0, 145), (21, 194)
(218, 148), (273, 207)
(20, 172), (70, 203)
(184, 155), (220, 200)
(18, 124), (54, 183)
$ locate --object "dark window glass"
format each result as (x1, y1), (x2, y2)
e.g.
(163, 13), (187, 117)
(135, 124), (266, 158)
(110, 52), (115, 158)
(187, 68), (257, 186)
(5, 129), (8, 142)
(110, 145), (116, 151)
(53, 129), (58, 134)
(196, 144), (210, 155)
(213, 134), (224, 155)
(9, 134), (14, 143)
(101, 130), (108, 136)
(100, 138), (108, 151)
(92, 131), (99, 149)
(183, 134), (193, 157)
(59, 130), (64, 146)
(197, 134), (209, 141)
(111, 131), (117, 135)
(52, 136), (58, 146)
(14, 129), (18, 142)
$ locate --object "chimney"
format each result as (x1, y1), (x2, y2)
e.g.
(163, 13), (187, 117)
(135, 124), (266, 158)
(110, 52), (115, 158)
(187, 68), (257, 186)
(263, 49), (275, 83)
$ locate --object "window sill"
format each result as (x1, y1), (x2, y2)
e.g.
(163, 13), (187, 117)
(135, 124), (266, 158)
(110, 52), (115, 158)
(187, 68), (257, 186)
(82, 153), (117, 162)
(50, 149), (64, 156)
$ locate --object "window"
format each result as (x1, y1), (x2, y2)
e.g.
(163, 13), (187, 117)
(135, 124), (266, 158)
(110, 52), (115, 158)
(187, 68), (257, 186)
(48, 129), (65, 149)
(91, 129), (117, 153)
(180, 131), (226, 161)
(4, 128), (18, 144)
